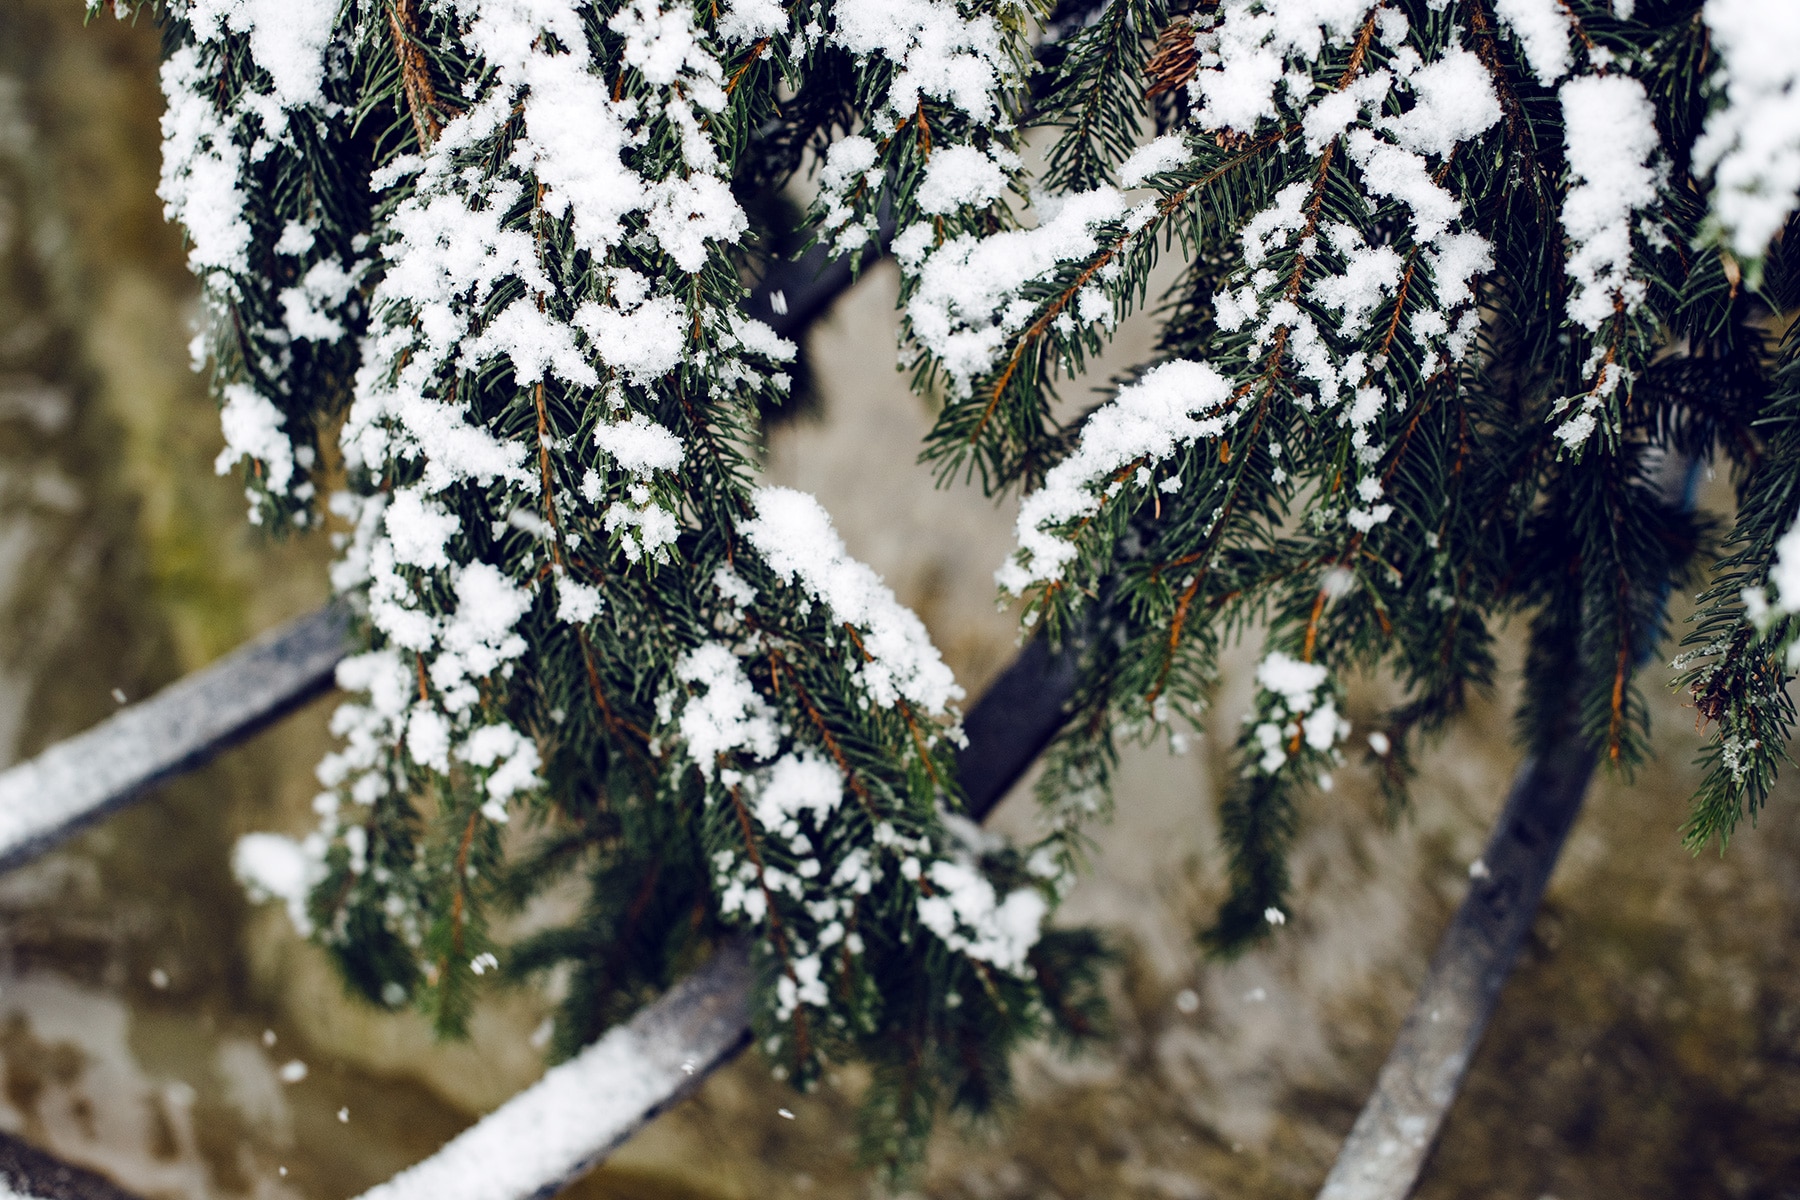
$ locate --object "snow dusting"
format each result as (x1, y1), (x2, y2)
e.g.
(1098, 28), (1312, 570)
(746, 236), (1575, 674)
(1558, 74), (1659, 331)
(828, 0), (1009, 122)
(1119, 134), (1192, 188)
(353, 949), (751, 1200)
(901, 187), (1129, 391)
(1249, 651), (1348, 774)
(233, 833), (322, 935)
(1492, 0), (1574, 87)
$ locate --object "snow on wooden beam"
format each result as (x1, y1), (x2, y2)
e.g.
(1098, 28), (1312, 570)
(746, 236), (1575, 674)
(359, 940), (754, 1200)
(0, 603), (350, 872)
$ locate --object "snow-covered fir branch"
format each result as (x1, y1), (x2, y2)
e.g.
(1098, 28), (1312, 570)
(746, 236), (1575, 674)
(155, 0), (367, 526)
(103, 0), (1800, 1170)
(155, 0), (1093, 1164)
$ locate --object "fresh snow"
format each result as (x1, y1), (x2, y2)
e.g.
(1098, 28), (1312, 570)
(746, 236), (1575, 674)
(1000, 360), (1234, 593)
(916, 144), (1013, 215)
(743, 487), (964, 717)
(1693, 0), (1800, 258)
(1190, 0), (1373, 133)
(184, 0), (336, 109)
(1492, 0), (1574, 87)
(234, 832), (321, 936)
(1559, 74), (1659, 331)
(1771, 519), (1800, 613)
(1249, 651), (1347, 774)
(1256, 651), (1329, 712)
(214, 383), (296, 498)
(1379, 48), (1501, 159)
(752, 752), (845, 841)
(1118, 134), (1191, 188)
(676, 644), (782, 777)
(383, 488), (460, 571)
(594, 413), (685, 475)
(914, 858), (1046, 975)
(717, 0), (786, 44)
(158, 45), (251, 281)
(828, 0), (1008, 122)
(901, 187), (1129, 390)
(1550, 73), (1661, 447)
(573, 295), (687, 385)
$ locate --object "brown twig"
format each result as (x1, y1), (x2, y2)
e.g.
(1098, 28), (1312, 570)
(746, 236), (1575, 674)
(388, 0), (444, 149)
(724, 38), (769, 94)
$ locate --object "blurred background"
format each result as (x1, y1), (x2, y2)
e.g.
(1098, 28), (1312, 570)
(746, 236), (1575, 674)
(0, 4), (1797, 1198)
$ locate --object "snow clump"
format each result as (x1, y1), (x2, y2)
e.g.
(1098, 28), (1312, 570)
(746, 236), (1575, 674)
(1249, 651), (1349, 774)
(1692, 0), (1800, 259)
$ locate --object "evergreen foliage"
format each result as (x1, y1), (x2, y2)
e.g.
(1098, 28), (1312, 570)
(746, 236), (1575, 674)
(90, 0), (1800, 1170)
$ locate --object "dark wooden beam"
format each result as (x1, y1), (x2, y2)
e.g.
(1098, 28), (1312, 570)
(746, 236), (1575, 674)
(0, 1130), (149, 1200)
(1314, 734), (1597, 1199)
(1314, 451), (1698, 1199)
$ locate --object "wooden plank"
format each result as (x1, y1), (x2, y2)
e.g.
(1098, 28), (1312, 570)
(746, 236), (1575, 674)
(1315, 451), (1697, 1199)
(1313, 734), (1597, 1200)
(359, 940), (754, 1200)
(0, 603), (349, 872)
(0, 1130), (146, 1200)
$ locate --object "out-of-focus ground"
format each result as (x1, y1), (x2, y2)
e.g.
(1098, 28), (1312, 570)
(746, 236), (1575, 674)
(0, 5), (1796, 1200)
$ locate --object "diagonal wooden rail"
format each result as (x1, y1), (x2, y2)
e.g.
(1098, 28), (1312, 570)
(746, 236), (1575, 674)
(0, 603), (350, 872)
(1313, 450), (1700, 1199)
(1315, 732), (1597, 1199)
